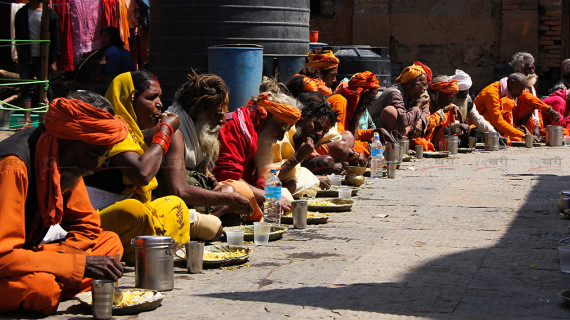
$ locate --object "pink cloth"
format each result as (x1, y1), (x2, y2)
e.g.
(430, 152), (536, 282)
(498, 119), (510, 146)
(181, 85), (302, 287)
(70, 0), (102, 56)
(543, 89), (570, 127)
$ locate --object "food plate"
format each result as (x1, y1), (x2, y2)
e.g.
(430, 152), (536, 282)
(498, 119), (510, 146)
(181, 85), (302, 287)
(175, 245), (251, 268)
(316, 186), (360, 198)
(223, 225), (287, 242)
(475, 142), (485, 149)
(422, 151), (451, 158)
(533, 142), (542, 147)
(458, 147), (474, 153)
(307, 198), (355, 212)
(76, 289), (164, 315)
(402, 154), (413, 162)
(281, 212), (330, 224)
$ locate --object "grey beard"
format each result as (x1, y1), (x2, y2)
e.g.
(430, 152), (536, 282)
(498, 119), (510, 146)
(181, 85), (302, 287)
(453, 97), (469, 121)
(195, 115), (221, 171)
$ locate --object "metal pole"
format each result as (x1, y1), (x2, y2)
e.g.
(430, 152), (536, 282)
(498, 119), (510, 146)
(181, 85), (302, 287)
(39, 0), (50, 119)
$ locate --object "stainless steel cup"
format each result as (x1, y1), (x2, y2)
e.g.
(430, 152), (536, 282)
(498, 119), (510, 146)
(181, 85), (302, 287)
(415, 145), (423, 159)
(387, 161), (397, 179)
(92, 280), (114, 319)
(446, 135), (459, 154)
(525, 134), (533, 148)
(398, 139), (409, 155)
(185, 241), (204, 274)
(484, 132), (499, 151)
(468, 136), (477, 149)
(132, 236), (175, 291)
(292, 200), (308, 229)
(547, 125), (563, 146)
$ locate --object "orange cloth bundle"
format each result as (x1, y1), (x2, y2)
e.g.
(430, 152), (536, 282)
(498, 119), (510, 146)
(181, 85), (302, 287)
(430, 79), (459, 96)
(298, 74), (333, 96)
(306, 50), (339, 70)
(35, 98), (128, 226)
(395, 61), (433, 84)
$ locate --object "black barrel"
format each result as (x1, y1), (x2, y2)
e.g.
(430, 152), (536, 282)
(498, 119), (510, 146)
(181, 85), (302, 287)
(328, 46), (391, 89)
(150, 0), (310, 104)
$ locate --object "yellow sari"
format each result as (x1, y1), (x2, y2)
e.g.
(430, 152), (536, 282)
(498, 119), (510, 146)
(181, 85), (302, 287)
(99, 72), (190, 264)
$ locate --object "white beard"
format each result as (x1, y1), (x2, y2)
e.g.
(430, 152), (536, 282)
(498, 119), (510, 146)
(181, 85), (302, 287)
(254, 125), (277, 172)
(195, 113), (222, 170)
(527, 73), (538, 87)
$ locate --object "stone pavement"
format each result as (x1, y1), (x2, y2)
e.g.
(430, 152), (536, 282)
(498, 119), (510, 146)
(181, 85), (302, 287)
(4, 145), (570, 320)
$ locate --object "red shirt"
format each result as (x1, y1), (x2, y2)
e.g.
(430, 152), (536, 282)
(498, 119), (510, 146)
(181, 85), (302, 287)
(214, 107), (266, 189)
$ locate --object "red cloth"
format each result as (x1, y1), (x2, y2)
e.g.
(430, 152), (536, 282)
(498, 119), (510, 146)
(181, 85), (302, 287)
(53, 0), (74, 71)
(543, 89), (570, 128)
(213, 107), (266, 190)
(101, 0), (117, 28)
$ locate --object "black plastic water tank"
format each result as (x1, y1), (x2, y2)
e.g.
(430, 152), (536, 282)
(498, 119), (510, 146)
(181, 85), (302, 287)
(328, 46), (391, 89)
(150, 0), (310, 104)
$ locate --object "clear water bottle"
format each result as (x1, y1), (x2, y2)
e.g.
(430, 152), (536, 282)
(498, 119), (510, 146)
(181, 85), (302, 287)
(264, 168), (282, 224)
(370, 132), (384, 179)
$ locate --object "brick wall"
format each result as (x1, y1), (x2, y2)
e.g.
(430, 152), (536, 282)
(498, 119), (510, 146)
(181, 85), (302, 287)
(538, 0), (563, 78)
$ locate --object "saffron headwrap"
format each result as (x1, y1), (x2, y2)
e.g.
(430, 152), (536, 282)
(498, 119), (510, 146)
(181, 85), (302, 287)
(339, 71), (380, 121)
(35, 98), (128, 226)
(306, 50), (339, 70)
(395, 61), (433, 84)
(253, 93), (301, 126)
(430, 79), (459, 96)
(295, 74), (333, 96)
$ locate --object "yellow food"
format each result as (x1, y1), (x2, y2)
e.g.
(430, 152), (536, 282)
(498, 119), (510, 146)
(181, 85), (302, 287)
(115, 290), (154, 306)
(203, 249), (247, 261)
(283, 212), (329, 218)
(309, 200), (335, 206)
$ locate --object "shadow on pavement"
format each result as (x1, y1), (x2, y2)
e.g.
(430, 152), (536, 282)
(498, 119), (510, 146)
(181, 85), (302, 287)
(199, 174), (570, 318)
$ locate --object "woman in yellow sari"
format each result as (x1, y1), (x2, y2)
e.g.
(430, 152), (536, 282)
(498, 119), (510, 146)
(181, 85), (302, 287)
(87, 71), (222, 264)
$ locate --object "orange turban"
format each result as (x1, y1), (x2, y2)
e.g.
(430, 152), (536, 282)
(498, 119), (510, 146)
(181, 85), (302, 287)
(348, 71), (380, 91)
(430, 79), (459, 96)
(395, 61), (433, 84)
(338, 71), (380, 121)
(255, 93), (301, 126)
(36, 98), (128, 226)
(306, 50), (339, 70)
(296, 74), (333, 96)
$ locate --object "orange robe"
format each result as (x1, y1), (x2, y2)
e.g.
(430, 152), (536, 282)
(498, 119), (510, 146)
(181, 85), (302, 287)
(513, 91), (550, 133)
(0, 155), (123, 315)
(411, 109), (454, 151)
(474, 81), (524, 140)
(327, 94), (373, 157)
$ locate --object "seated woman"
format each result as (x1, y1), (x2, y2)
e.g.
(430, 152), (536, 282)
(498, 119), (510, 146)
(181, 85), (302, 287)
(85, 71), (222, 264)
(157, 71), (259, 226)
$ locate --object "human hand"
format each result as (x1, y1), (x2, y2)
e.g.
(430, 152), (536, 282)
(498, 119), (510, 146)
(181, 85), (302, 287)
(317, 175), (331, 190)
(226, 192), (253, 216)
(548, 107), (561, 122)
(158, 112), (180, 134)
(499, 135), (508, 146)
(85, 255), (123, 281)
(295, 136), (315, 162)
(279, 196), (291, 213)
(373, 128), (395, 144)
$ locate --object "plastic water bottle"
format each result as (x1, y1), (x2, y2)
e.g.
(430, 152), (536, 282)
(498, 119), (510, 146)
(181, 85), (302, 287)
(264, 169), (282, 224)
(370, 132), (384, 179)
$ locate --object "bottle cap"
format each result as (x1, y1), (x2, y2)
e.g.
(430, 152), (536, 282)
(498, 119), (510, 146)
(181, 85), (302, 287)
(270, 168), (277, 174)
(373, 132), (380, 141)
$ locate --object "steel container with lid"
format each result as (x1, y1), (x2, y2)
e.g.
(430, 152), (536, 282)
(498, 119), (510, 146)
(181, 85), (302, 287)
(132, 236), (176, 291)
(560, 191), (570, 213)
(446, 135), (459, 154)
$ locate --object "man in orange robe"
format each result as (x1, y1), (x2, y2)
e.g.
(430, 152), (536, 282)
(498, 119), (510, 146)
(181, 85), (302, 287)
(327, 71), (390, 160)
(412, 76), (463, 151)
(473, 73), (528, 141)
(0, 95), (127, 315)
(513, 91), (560, 138)
(305, 49), (339, 90)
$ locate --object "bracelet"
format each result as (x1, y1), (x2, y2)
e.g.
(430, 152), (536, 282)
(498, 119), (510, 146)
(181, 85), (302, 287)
(156, 122), (174, 136)
(152, 132), (171, 155)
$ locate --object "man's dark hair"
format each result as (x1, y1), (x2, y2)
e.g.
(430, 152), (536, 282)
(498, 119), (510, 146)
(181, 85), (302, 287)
(100, 26), (124, 47)
(173, 69), (229, 115)
(297, 92), (339, 125)
(66, 90), (114, 115)
(285, 75), (306, 98)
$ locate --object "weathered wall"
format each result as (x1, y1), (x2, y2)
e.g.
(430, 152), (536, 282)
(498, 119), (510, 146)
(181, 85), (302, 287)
(311, 0), (567, 94)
